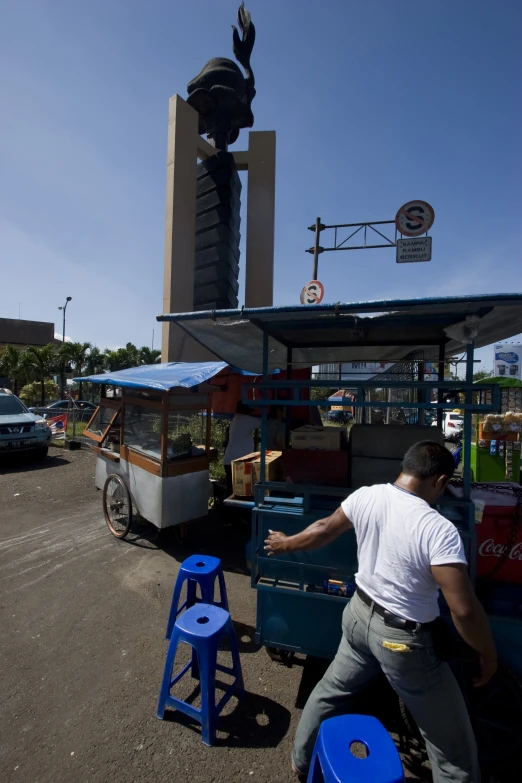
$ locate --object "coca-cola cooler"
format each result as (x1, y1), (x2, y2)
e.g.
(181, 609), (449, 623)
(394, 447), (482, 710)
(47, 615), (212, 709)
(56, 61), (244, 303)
(448, 482), (522, 583)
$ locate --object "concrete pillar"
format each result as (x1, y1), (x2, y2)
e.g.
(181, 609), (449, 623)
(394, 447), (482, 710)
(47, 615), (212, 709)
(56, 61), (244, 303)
(244, 131), (276, 308)
(162, 96), (204, 362)
(161, 100), (276, 361)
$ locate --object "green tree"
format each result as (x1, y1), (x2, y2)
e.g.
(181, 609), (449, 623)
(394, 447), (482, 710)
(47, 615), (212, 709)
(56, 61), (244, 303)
(103, 343), (140, 372)
(25, 344), (59, 406)
(0, 345), (31, 394)
(139, 346), (161, 365)
(61, 342), (92, 398)
(124, 342), (140, 366)
(20, 379), (60, 407)
(85, 346), (105, 376)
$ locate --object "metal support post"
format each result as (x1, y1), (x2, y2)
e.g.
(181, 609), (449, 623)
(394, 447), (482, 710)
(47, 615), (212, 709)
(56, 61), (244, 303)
(437, 342), (445, 428)
(312, 217), (321, 279)
(463, 344), (474, 500)
(260, 331), (269, 484)
(417, 361), (425, 425)
(285, 348), (292, 447)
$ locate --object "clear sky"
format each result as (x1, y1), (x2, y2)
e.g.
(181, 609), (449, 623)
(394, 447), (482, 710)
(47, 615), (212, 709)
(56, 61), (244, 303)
(1, 0), (521, 369)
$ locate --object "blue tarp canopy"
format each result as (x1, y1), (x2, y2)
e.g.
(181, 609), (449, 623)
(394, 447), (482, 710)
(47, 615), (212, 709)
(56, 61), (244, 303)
(77, 361), (279, 392)
(78, 361), (228, 391)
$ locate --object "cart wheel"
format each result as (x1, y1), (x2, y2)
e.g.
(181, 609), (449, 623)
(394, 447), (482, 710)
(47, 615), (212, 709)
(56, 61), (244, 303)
(266, 646), (295, 666)
(103, 474), (132, 539)
(399, 645), (522, 779)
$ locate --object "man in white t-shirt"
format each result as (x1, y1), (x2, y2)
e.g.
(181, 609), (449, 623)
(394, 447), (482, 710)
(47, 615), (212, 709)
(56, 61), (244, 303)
(265, 440), (497, 783)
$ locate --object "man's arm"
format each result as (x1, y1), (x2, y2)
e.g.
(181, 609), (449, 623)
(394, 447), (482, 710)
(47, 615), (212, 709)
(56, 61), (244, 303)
(264, 506), (352, 555)
(432, 563), (497, 686)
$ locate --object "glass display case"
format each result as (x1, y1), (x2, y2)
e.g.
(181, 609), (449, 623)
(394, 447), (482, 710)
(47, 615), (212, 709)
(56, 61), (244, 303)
(84, 385), (215, 529)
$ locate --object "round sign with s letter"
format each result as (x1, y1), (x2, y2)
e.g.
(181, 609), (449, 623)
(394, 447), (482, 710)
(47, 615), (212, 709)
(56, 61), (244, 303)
(395, 200), (435, 237)
(300, 280), (324, 305)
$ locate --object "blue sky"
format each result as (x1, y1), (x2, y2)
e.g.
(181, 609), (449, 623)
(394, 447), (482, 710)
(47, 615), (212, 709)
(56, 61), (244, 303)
(1, 0), (521, 369)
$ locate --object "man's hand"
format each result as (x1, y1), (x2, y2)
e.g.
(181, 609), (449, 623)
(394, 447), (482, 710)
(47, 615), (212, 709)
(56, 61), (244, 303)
(264, 507), (353, 557)
(474, 655), (498, 688)
(432, 563), (497, 686)
(264, 530), (288, 556)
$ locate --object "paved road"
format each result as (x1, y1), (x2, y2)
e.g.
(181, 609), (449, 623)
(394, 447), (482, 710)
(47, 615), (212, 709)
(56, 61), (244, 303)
(0, 448), (427, 782)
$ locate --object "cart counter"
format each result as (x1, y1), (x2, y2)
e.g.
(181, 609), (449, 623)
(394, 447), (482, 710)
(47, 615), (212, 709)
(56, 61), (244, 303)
(95, 449), (211, 529)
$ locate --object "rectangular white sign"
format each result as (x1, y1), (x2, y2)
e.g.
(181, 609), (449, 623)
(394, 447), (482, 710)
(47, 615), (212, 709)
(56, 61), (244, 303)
(396, 237), (432, 263)
(494, 343), (522, 380)
(339, 362), (394, 382)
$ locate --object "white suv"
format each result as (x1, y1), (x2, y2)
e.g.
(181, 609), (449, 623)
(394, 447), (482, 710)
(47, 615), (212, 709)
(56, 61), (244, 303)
(0, 389), (52, 460)
(432, 411), (463, 442)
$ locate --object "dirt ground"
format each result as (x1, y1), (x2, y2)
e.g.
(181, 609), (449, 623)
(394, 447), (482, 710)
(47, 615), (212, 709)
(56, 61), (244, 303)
(0, 447), (433, 783)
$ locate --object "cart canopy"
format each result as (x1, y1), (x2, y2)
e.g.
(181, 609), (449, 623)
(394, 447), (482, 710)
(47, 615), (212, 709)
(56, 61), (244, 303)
(157, 294), (522, 374)
(78, 361), (281, 392)
(79, 361), (228, 391)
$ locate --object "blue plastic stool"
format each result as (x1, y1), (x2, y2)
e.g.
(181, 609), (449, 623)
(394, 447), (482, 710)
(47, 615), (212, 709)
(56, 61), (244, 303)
(165, 554), (229, 641)
(307, 715), (404, 783)
(157, 603), (244, 746)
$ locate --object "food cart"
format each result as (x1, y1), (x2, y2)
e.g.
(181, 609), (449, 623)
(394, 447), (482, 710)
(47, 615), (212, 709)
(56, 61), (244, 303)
(80, 362), (231, 537)
(158, 295), (522, 659)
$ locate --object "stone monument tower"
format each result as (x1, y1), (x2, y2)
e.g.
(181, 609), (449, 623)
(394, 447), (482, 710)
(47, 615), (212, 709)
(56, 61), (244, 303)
(161, 4), (276, 361)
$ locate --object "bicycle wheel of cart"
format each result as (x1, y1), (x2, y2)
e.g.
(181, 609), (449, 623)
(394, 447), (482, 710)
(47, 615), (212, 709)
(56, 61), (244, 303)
(103, 474), (132, 539)
(400, 642), (522, 780)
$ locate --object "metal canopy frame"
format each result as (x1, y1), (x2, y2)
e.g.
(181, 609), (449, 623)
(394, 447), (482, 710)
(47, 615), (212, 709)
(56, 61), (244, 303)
(157, 294), (522, 374)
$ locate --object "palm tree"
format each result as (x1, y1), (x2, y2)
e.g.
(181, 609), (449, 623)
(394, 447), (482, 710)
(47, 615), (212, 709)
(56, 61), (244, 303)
(85, 346), (105, 375)
(124, 343), (140, 366)
(0, 345), (31, 394)
(61, 342), (92, 399)
(139, 347), (161, 365)
(103, 343), (140, 372)
(25, 344), (59, 406)
(103, 349), (125, 372)
(80, 346), (105, 402)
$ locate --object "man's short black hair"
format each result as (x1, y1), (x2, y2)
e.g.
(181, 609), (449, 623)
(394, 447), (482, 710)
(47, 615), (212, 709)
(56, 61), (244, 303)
(402, 440), (455, 480)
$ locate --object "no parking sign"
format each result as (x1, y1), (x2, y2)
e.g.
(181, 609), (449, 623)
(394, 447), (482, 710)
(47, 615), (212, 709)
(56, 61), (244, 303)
(300, 280), (324, 305)
(395, 200), (435, 237)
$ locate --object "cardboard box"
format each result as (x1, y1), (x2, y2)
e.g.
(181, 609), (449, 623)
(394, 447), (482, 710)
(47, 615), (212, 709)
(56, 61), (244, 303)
(231, 451), (283, 496)
(290, 425), (344, 451)
(252, 450), (282, 484)
(231, 452), (259, 497)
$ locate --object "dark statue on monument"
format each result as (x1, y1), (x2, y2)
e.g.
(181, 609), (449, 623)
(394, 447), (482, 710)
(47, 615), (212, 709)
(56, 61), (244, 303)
(187, 3), (256, 151)
(189, 4), (255, 313)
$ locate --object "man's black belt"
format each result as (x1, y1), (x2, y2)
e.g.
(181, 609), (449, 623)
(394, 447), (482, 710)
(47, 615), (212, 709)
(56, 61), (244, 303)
(356, 587), (433, 631)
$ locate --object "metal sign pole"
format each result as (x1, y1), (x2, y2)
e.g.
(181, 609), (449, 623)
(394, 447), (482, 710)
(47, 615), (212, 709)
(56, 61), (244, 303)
(312, 217), (322, 279)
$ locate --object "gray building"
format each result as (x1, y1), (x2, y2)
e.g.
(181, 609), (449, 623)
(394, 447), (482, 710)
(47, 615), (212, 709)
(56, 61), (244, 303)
(0, 318), (55, 349)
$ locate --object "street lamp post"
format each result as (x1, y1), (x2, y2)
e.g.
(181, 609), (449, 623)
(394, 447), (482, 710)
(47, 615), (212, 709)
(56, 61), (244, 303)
(58, 297), (72, 397)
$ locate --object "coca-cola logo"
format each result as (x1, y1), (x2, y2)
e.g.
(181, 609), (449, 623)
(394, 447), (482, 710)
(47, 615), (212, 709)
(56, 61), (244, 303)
(478, 538), (522, 561)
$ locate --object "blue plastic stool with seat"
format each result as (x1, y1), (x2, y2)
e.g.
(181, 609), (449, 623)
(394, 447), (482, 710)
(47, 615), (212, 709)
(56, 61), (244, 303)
(307, 714), (404, 783)
(165, 554), (229, 641)
(157, 603), (244, 746)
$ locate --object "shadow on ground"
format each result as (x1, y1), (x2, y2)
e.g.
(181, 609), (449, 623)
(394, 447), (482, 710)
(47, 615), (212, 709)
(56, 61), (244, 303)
(116, 506), (251, 574)
(163, 689), (291, 749)
(0, 451), (70, 474)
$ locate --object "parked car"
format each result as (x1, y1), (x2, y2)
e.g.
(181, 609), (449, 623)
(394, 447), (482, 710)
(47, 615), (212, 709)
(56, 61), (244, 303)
(432, 411), (464, 442)
(0, 389), (51, 460)
(326, 409), (353, 425)
(29, 400), (97, 419)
